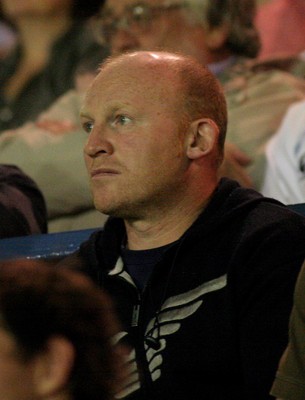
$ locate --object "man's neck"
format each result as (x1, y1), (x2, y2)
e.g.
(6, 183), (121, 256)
(124, 194), (213, 251)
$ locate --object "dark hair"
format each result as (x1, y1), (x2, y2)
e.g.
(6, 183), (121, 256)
(72, 0), (105, 20)
(189, 0), (261, 58)
(0, 259), (123, 400)
(0, 1), (103, 23)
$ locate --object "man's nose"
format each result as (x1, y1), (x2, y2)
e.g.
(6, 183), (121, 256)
(84, 127), (114, 157)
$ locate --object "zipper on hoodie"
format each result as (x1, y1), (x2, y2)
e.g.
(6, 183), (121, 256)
(131, 302), (140, 327)
(132, 284), (158, 398)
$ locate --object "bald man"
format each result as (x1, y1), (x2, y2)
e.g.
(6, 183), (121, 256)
(65, 51), (305, 400)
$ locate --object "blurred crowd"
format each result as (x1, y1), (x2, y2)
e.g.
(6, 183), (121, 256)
(0, 0), (304, 234)
(1, 3), (305, 400)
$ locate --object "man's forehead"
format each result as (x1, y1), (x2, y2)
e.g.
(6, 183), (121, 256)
(84, 59), (181, 110)
(94, 61), (161, 89)
(98, 52), (181, 83)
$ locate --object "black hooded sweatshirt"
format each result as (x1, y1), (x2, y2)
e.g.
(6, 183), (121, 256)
(65, 178), (305, 400)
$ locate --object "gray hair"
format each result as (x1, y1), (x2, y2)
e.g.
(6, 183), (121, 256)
(185, 0), (261, 58)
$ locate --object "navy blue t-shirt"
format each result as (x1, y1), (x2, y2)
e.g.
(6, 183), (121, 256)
(121, 243), (173, 291)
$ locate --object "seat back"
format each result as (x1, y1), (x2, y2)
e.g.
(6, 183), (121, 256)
(287, 203), (305, 217)
(0, 228), (97, 261)
(0, 203), (304, 261)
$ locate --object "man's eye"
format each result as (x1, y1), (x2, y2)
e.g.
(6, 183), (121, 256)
(83, 121), (94, 133)
(113, 115), (132, 126)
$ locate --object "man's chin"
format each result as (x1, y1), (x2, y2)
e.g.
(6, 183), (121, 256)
(95, 201), (142, 221)
(95, 203), (115, 217)
(95, 201), (124, 218)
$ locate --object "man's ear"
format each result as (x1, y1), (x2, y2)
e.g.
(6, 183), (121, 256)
(33, 336), (75, 397)
(186, 118), (219, 160)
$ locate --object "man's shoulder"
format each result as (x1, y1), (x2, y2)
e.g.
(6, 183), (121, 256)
(211, 179), (305, 230)
(209, 182), (305, 273)
(240, 198), (305, 249)
(75, 217), (125, 264)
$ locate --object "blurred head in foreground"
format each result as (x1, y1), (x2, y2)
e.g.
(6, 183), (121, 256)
(0, 259), (124, 400)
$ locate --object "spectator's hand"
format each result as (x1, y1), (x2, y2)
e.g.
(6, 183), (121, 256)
(35, 119), (77, 135)
(219, 142), (254, 188)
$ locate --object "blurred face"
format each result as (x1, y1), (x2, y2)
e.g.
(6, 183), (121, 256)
(81, 58), (191, 219)
(1, 0), (72, 19)
(0, 328), (37, 400)
(98, 0), (212, 65)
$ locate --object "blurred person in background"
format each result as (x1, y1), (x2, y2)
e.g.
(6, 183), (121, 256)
(0, 164), (47, 237)
(261, 100), (305, 204)
(0, 0), (107, 131)
(0, 0), (304, 233)
(254, 0), (305, 81)
(0, 49), (109, 232)
(256, 0), (305, 60)
(0, 6), (16, 59)
(95, 0), (305, 190)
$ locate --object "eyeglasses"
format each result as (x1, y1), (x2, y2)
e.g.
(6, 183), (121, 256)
(96, 2), (187, 43)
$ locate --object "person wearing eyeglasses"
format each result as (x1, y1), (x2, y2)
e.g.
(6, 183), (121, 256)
(94, 0), (305, 190)
(96, 0), (258, 76)
(0, 0), (304, 235)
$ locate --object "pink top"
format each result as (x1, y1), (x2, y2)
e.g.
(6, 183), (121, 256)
(255, 0), (305, 59)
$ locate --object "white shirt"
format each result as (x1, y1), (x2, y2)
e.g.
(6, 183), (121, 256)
(261, 100), (305, 204)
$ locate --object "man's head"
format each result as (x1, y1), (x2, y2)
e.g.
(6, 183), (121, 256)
(0, 260), (123, 400)
(81, 51), (227, 220)
(96, 0), (260, 65)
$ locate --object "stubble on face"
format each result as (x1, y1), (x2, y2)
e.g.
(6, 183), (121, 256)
(83, 54), (190, 221)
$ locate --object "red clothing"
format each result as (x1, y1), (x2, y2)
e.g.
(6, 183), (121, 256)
(256, 0), (305, 59)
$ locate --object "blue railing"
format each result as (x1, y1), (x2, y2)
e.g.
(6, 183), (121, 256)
(0, 202), (304, 261)
(0, 228), (98, 261)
